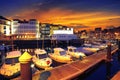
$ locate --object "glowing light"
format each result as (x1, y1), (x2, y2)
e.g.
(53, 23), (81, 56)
(114, 32), (119, 35)
(5, 25), (11, 36)
(7, 21), (11, 25)
(31, 64), (35, 68)
(53, 28), (73, 34)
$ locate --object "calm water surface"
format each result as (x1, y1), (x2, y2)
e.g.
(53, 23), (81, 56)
(76, 51), (120, 80)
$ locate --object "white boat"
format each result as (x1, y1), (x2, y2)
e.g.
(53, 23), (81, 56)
(83, 47), (100, 52)
(67, 46), (86, 59)
(48, 48), (73, 63)
(32, 49), (52, 70)
(83, 43), (92, 47)
(91, 44), (107, 50)
(83, 43), (107, 50)
(0, 51), (21, 78)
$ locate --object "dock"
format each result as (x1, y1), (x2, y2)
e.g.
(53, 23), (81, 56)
(32, 46), (118, 80)
(47, 53), (105, 80)
(111, 71), (120, 80)
(12, 45), (118, 80)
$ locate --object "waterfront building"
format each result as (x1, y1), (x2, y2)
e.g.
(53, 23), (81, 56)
(40, 23), (50, 39)
(0, 16), (11, 40)
(94, 27), (102, 40)
(50, 24), (67, 36)
(51, 28), (77, 40)
(40, 23), (68, 39)
(11, 19), (40, 40)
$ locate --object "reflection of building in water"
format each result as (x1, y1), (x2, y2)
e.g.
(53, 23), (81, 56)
(11, 19), (40, 40)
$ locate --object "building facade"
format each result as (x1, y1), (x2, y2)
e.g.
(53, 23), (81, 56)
(0, 16), (11, 40)
(40, 23), (70, 40)
(51, 28), (77, 40)
(12, 19), (40, 40)
(1, 16), (76, 40)
(40, 23), (50, 39)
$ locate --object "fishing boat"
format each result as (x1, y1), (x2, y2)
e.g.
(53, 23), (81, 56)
(32, 49), (52, 70)
(67, 46), (86, 59)
(48, 48), (73, 63)
(0, 51), (21, 78)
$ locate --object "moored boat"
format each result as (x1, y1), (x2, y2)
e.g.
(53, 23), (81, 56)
(48, 48), (73, 63)
(32, 49), (52, 70)
(0, 51), (21, 78)
(83, 47), (100, 52)
(77, 47), (94, 56)
(67, 46), (86, 59)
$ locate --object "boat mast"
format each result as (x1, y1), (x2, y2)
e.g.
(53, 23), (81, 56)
(42, 36), (44, 49)
(40, 23), (44, 49)
(11, 35), (14, 51)
(37, 39), (38, 48)
(10, 20), (14, 51)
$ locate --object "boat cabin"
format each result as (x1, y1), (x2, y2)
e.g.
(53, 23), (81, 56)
(53, 48), (66, 55)
(67, 46), (78, 52)
(6, 51), (21, 65)
(35, 49), (48, 59)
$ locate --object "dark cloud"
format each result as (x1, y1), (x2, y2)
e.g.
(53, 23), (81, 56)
(0, 0), (43, 16)
(0, 0), (120, 19)
(33, 0), (120, 13)
(34, 0), (74, 11)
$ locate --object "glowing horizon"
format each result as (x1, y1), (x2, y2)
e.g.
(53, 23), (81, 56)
(8, 8), (120, 31)
(1, 0), (120, 31)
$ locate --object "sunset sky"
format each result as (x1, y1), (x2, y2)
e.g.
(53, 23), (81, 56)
(0, 0), (120, 30)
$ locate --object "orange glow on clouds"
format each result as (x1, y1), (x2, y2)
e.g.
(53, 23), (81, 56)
(10, 8), (120, 31)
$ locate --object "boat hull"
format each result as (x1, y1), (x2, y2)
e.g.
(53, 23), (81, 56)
(48, 54), (72, 63)
(0, 63), (20, 79)
(32, 56), (52, 70)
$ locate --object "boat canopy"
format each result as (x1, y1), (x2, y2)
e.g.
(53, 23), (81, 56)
(6, 51), (21, 58)
(34, 49), (47, 54)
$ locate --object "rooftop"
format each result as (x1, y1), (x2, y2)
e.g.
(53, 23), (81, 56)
(0, 16), (10, 21)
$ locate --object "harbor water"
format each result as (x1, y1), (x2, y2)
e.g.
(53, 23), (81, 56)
(0, 40), (119, 80)
(75, 51), (120, 80)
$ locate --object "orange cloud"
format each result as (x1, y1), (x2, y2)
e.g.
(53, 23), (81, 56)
(10, 8), (120, 31)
